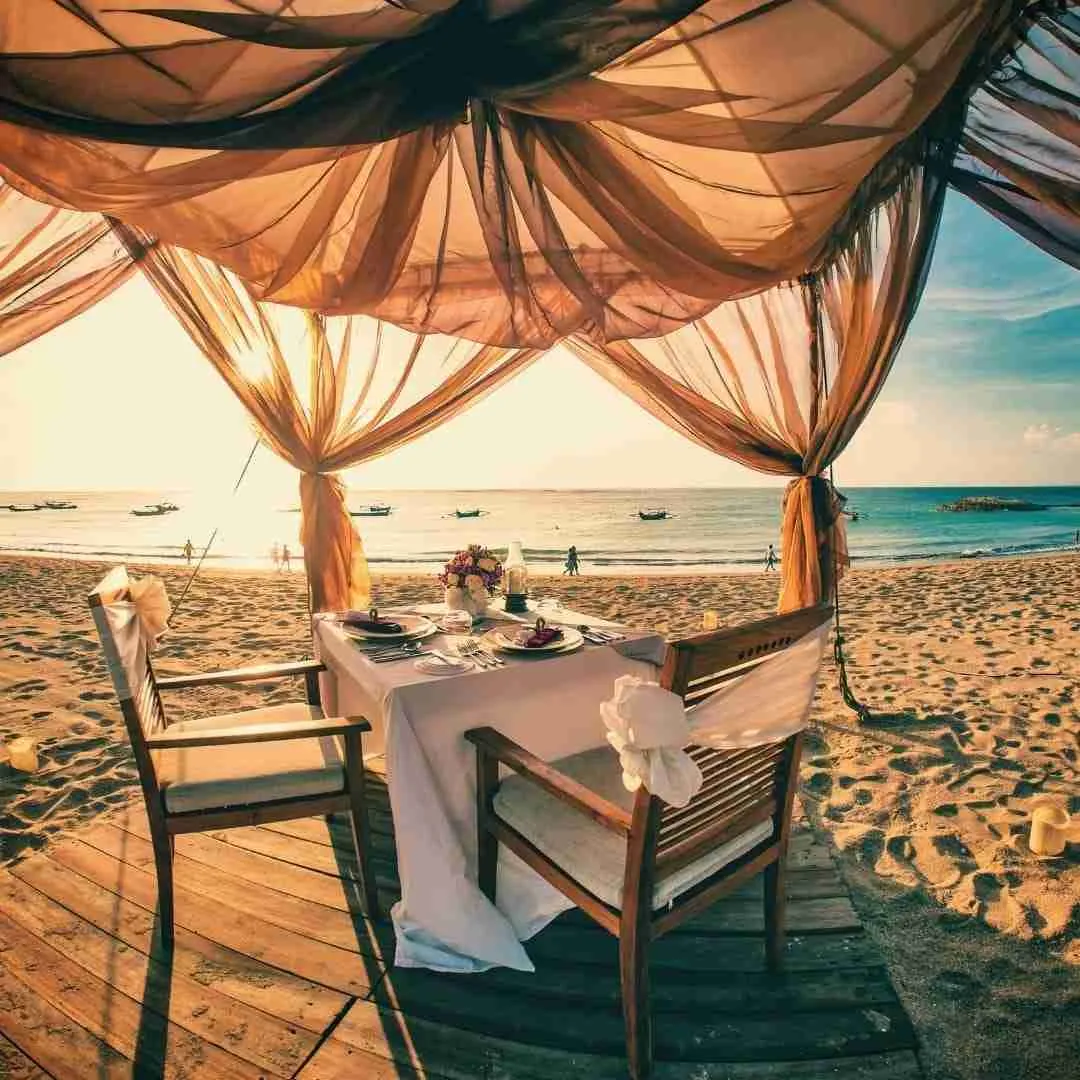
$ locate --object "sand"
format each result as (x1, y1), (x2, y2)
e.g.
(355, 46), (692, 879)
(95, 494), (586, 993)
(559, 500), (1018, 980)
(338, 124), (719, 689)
(0, 552), (1076, 1078)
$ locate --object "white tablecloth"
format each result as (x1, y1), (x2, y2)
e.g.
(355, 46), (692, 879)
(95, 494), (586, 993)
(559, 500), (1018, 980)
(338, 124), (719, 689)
(314, 602), (666, 973)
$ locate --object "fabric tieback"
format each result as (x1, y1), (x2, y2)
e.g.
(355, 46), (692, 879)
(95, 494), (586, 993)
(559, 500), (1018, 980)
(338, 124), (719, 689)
(600, 676), (703, 809)
(779, 474), (849, 611)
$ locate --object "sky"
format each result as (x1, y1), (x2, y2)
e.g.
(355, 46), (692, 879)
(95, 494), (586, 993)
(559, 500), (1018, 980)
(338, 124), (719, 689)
(1, 193), (1079, 495)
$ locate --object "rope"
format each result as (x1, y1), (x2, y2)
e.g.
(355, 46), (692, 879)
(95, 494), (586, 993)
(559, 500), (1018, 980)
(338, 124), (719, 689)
(167, 437), (261, 627)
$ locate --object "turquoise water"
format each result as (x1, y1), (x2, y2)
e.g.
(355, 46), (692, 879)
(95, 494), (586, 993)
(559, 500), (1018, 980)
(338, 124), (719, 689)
(1, 486), (1079, 574)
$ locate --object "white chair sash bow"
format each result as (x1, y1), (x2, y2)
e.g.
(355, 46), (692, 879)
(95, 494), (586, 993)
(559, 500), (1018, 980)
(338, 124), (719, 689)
(600, 676), (703, 808)
(98, 574), (172, 700)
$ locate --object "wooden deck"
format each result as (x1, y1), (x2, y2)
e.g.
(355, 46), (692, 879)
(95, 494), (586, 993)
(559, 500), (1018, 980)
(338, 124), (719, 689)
(0, 773), (923, 1079)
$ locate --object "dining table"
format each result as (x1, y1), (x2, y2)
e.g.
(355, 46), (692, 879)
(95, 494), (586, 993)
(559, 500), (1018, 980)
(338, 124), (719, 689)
(314, 599), (667, 974)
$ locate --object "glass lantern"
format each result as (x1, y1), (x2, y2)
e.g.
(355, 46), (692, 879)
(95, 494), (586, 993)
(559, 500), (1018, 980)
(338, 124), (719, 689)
(504, 540), (529, 612)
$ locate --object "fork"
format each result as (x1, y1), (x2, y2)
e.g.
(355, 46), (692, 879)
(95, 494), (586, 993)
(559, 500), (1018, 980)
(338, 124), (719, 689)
(460, 639), (503, 668)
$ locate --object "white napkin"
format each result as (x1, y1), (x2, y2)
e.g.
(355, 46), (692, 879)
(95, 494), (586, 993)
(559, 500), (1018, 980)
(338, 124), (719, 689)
(415, 654), (472, 676)
(600, 675), (703, 808)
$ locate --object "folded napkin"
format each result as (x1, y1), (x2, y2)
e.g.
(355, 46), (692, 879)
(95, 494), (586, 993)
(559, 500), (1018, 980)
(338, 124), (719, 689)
(344, 608), (403, 634)
(513, 619), (564, 648)
(600, 675), (703, 808)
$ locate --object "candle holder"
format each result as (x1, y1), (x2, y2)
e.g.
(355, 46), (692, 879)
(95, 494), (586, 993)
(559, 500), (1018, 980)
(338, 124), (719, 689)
(504, 539), (530, 613)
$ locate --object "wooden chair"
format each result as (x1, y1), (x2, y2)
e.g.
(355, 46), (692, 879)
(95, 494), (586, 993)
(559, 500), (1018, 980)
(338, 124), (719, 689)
(465, 603), (832, 1079)
(88, 566), (379, 949)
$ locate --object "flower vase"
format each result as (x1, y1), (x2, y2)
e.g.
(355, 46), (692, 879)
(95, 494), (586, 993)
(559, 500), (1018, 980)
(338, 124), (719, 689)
(444, 586), (489, 620)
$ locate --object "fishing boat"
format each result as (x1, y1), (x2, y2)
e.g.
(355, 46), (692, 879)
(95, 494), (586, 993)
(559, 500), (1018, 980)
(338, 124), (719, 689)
(351, 503), (392, 517)
(6, 503), (42, 512)
(131, 504), (170, 517)
(454, 508), (482, 518)
(43, 500), (77, 510)
(638, 508), (669, 521)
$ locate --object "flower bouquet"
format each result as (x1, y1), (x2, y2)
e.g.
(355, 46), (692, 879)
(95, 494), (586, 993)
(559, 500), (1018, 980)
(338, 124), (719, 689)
(440, 544), (503, 619)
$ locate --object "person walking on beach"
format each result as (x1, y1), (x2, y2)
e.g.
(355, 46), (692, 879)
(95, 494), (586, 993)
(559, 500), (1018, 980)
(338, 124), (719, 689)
(182, 538), (194, 565)
(764, 544), (778, 571)
(1075, 529), (1079, 549)
(270, 542), (281, 571)
(280, 544), (292, 572)
(563, 545), (580, 576)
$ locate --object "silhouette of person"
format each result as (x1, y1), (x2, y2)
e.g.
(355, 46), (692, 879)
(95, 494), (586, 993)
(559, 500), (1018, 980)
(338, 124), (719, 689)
(182, 538), (194, 565)
(764, 544), (778, 571)
(564, 545), (580, 576)
(281, 544), (292, 571)
(270, 542), (281, 571)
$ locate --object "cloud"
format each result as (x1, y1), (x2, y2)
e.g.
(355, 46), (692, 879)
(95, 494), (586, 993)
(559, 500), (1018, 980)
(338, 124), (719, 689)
(1022, 423), (1080, 451)
(923, 278), (1080, 322)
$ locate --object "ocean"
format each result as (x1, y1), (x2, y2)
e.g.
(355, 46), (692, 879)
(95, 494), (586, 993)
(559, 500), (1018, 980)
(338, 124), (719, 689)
(2, 487), (1079, 576)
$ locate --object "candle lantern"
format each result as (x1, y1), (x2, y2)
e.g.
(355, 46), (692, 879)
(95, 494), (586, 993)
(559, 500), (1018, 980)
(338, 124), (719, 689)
(504, 540), (529, 613)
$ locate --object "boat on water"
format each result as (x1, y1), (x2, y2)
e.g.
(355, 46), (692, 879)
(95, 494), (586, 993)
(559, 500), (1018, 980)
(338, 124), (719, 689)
(131, 499), (180, 516)
(5, 503), (42, 512)
(43, 500), (77, 510)
(454, 508), (482, 518)
(351, 503), (392, 517)
(638, 508), (669, 521)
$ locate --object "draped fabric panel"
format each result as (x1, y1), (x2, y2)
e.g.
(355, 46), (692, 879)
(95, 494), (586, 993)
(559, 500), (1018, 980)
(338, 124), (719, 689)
(569, 157), (950, 610)
(0, 179), (137, 356)
(953, 4), (1080, 269)
(0, 1), (1004, 346)
(116, 231), (537, 611)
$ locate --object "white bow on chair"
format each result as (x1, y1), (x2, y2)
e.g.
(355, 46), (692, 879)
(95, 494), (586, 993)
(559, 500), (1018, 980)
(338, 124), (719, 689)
(129, 575), (172, 651)
(600, 676), (703, 809)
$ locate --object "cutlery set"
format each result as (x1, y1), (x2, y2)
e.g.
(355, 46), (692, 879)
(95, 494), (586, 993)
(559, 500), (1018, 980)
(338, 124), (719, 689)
(577, 625), (626, 645)
(353, 625), (625, 665)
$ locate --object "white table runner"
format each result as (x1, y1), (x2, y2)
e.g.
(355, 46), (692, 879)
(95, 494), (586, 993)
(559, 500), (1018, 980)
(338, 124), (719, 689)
(315, 602), (665, 973)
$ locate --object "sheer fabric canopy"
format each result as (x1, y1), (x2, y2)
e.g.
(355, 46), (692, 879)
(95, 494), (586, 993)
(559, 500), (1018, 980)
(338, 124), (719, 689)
(0, 1), (1003, 346)
(570, 155), (949, 610)
(952, 4), (1080, 269)
(118, 232), (537, 610)
(0, 179), (137, 357)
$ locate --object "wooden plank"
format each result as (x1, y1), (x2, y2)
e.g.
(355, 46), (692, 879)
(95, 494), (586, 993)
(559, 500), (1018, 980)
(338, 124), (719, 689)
(11, 853), (347, 1034)
(0, 1032), (51, 1080)
(77, 823), (384, 955)
(364, 973), (915, 1062)
(46, 838), (383, 998)
(553, 894), (860, 936)
(0, 910), (263, 1079)
(398, 959), (903, 1016)
(120, 815), (369, 913)
(527, 920), (885, 973)
(324, 999), (923, 1080)
(0, 869), (317, 1076)
(0, 960), (133, 1080)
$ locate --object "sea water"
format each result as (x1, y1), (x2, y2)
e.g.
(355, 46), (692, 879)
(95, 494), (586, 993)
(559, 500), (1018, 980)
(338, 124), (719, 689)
(1, 487), (1078, 575)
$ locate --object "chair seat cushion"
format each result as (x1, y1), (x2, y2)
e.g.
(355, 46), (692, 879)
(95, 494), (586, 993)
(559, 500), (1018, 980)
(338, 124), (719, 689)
(493, 746), (773, 910)
(157, 703), (346, 814)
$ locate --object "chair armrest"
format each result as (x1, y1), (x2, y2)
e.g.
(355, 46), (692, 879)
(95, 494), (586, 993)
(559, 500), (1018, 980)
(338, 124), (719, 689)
(156, 660), (325, 690)
(464, 726), (631, 834)
(147, 714), (369, 750)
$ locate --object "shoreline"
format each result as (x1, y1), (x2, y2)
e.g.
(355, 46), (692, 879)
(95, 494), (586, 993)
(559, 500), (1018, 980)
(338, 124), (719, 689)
(0, 543), (1078, 580)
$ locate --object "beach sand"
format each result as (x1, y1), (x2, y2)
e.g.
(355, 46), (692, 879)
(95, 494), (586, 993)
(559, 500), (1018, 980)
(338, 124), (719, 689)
(0, 552), (1076, 1078)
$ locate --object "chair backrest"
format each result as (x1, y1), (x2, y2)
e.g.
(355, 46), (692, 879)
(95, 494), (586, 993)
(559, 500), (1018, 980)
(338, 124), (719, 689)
(88, 566), (168, 754)
(627, 604), (833, 898)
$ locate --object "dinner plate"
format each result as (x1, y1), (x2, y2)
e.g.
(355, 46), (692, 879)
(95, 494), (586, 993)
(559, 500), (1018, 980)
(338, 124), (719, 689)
(342, 614), (436, 642)
(483, 625), (584, 654)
